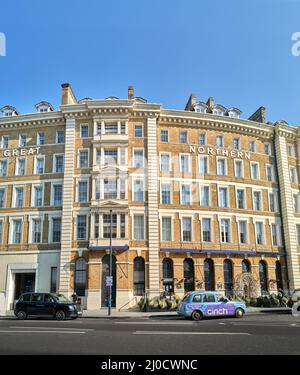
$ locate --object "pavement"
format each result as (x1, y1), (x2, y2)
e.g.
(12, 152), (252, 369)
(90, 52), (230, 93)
(0, 312), (299, 355)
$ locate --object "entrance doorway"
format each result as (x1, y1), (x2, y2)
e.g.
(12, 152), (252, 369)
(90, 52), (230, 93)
(13, 273), (35, 302)
(101, 255), (116, 308)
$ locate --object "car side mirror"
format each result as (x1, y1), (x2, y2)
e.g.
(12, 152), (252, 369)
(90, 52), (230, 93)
(222, 298), (229, 303)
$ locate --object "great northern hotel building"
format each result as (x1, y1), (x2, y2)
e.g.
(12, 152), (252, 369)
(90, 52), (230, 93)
(0, 83), (300, 313)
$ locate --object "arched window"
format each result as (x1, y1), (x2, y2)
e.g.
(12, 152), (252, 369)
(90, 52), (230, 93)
(184, 258), (195, 292)
(275, 261), (283, 290)
(242, 259), (251, 273)
(133, 257), (145, 296)
(74, 258), (87, 296)
(259, 260), (268, 294)
(162, 258), (174, 293)
(204, 259), (215, 291)
(223, 259), (233, 297)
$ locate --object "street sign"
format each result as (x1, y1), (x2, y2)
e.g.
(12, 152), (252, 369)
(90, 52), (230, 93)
(106, 276), (113, 287)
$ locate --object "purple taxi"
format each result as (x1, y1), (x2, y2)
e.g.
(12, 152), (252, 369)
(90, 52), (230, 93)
(177, 291), (246, 321)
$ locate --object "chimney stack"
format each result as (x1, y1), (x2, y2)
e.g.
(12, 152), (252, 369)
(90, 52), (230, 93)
(248, 106), (266, 123)
(206, 97), (215, 111)
(184, 93), (197, 110)
(128, 85), (134, 99)
(61, 83), (77, 105)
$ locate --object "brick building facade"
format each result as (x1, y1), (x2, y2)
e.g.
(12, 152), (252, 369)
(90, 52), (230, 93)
(0, 84), (299, 312)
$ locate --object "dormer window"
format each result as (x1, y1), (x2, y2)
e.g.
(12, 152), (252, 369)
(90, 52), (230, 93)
(0, 105), (19, 117)
(194, 103), (207, 113)
(35, 101), (54, 113)
(212, 105), (226, 116)
(226, 108), (242, 119)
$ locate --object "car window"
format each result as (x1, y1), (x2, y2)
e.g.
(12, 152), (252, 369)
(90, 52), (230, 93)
(20, 294), (31, 302)
(192, 294), (202, 303)
(203, 294), (216, 303)
(44, 294), (54, 303)
(31, 293), (43, 302)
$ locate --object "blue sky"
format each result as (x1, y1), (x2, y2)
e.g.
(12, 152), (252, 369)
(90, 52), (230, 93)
(0, 0), (300, 124)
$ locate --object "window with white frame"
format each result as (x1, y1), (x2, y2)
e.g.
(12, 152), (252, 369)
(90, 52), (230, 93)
(269, 192), (276, 212)
(19, 134), (26, 147)
(236, 189), (245, 209)
(180, 131), (188, 144)
(37, 132), (45, 145)
(264, 143), (271, 155)
(180, 154), (190, 173)
(219, 187), (228, 208)
(120, 178), (126, 200)
(1, 135), (9, 149)
(14, 186), (24, 208)
(234, 160), (243, 178)
(199, 133), (206, 145)
(0, 220), (3, 243)
(0, 159), (7, 177)
(250, 162), (259, 180)
(11, 219), (22, 244)
(182, 217), (192, 241)
(35, 156), (45, 174)
(160, 154), (170, 172)
(104, 123), (118, 134)
(160, 129), (169, 143)
(296, 224), (300, 245)
(16, 158), (26, 176)
(199, 155), (208, 175)
(161, 217), (172, 241)
(200, 185), (209, 206)
(133, 149), (144, 168)
(216, 135), (224, 147)
(80, 124), (89, 138)
(77, 215), (87, 240)
(217, 158), (226, 175)
(255, 222), (264, 245)
(78, 181), (88, 202)
(288, 144), (295, 157)
(102, 214), (117, 238)
(266, 165), (273, 182)
(53, 184), (62, 206)
(271, 223), (280, 246)
(0, 188), (5, 208)
(133, 214), (144, 240)
(253, 191), (261, 211)
(238, 221), (247, 244)
(33, 185), (43, 207)
(134, 124), (143, 138)
(249, 140), (256, 152)
(133, 179), (144, 202)
(54, 154), (64, 173)
(220, 219), (230, 243)
(31, 218), (42, 243)
(56, 130), (65, 144)
(233, 138), (240, 150)
(202, 218), (211, 242)
(51, 218), (61, 242)
(161, 183), (171, 204)
(181, 184), (191, 205)
(104, 149), (118, 165)
(293, 194), (299, 213)
(120, 214), (126, 238)
(290, 167), (298, 184)
(120, 147), (127, 166)
(103, 178), (117, 199)
(78, 150), (89, 168)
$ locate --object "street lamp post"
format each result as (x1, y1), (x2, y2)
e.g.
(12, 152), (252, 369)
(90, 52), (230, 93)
(108, 209), (113, 316)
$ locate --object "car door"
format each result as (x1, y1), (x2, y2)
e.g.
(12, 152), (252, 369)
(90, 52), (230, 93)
(43, 294), (56, 316)
(202, 293), (218, 317)
(28, 293), (45, 315)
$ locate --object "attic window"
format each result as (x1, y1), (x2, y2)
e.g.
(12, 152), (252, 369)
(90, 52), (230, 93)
(228, 110), (240, 118)
(194, 105), (207, 113)
(213, 108), (224, 116)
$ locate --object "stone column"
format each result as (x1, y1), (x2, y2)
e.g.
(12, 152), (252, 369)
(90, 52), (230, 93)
(275, 127), (300, 290)
(147, 115), (160, 297)
(58, 115), (76, 296)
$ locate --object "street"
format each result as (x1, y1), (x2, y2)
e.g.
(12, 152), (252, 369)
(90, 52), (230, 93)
(0, 311), (299, 355)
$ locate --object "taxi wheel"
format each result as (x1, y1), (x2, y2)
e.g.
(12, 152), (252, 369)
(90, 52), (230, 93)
(235, 308), (244, 318)
(17, 310), (27, 320)
(55, 310), (66, 321)
(191, 310), (203, 321)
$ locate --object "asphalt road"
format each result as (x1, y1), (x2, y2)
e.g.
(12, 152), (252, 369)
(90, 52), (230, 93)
(0, 312), (299, 355)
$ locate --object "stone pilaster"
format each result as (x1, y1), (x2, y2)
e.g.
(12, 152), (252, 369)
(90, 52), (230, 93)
(275, 128), (300, 290)
(58, 115), (76, 296)
(147, 116), (160, 296)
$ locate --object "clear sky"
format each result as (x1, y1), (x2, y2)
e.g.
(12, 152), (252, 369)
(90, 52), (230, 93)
(1, 0), (300, 124)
